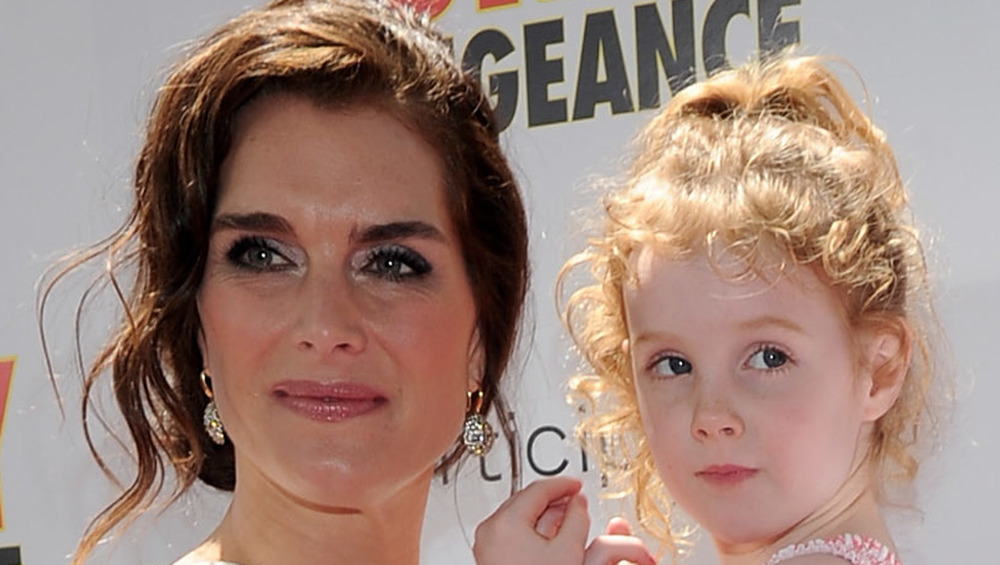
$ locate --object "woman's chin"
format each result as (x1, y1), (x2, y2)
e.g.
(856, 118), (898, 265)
(247, 456), (435, 512)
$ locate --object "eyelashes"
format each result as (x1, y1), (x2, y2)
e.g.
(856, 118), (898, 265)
(644, 344), (794, 378)
(357, 243), (432, 281)
(226, 236), (292, 271)
(647, 353), (693, 377)
(223, 236), (432, 282)
(746, 345), (791, 370)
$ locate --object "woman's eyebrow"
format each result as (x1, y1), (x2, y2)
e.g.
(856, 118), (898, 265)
(210, 215), (446, 244)
(351, 221), (446, 244)
(212, 212), (293, 234)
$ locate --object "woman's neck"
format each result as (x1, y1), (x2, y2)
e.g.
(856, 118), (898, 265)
(179, 467), (433, 565)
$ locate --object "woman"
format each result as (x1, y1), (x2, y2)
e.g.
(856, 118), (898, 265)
(40, 1), (529, 563)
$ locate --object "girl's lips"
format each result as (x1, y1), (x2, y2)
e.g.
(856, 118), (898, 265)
(695, 464), (758, 486)
(272, 381), (388, 422)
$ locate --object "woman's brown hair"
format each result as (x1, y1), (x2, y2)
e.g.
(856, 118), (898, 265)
(39, 1), (529, 561)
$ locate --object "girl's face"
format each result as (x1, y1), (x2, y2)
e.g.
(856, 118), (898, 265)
(197, 94), (478, 509)
(624, 249), (883, 552)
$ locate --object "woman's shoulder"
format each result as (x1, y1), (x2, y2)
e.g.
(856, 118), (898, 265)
(169, 539), (237, 565)
(765, 533), (902, 565)
(172, 550), (241, 565)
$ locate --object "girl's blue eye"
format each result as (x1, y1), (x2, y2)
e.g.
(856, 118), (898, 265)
(226, 236), (291, 271)
(361, 244), (431, 281)
(650, 355), (693, 377)
(747, 346), (788, 370)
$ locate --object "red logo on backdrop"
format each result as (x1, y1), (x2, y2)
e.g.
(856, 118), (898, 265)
(396, 0), (520, 19)
(0, 357), (14, 531)
(478, 0), (518, 8)
(397, 0), (453, 19)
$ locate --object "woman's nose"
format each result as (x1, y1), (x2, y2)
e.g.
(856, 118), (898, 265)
(690, 380), (745, 441)
(292, 273), (368, 355)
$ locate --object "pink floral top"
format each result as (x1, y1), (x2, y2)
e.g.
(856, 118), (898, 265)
(765, 533), (901, 565)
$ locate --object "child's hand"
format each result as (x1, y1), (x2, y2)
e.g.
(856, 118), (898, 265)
(473, 478), (657, 565)
(474, 477), (590, 565)
(583, 517), (656, 565)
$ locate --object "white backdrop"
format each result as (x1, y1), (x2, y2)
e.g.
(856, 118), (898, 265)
(0, 1), (996, 564)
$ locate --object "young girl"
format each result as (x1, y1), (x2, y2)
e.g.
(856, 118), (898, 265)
(474, 54), (940, 565)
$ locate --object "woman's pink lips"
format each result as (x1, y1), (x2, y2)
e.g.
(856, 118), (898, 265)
(272, 381), (387, 423)
(695, 464), (758, 486)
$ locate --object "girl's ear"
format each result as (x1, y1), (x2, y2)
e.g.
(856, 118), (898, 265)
(861, 324), (910, 422)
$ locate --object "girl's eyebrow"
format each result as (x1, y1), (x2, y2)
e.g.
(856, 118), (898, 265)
(631, 315), (805, 347)
(630, 330), (683, 347)
(212, 212), (292, 234)
(737, 315), (805, 334)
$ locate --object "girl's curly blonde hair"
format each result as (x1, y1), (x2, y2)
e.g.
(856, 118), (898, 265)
(560, 54), (940, 555)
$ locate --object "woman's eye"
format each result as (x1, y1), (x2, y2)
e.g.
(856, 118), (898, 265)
(650, 355), (693, 377)
(747, 346), (789, 370)
(361, 245), (431, 281)
(226, 236), (291, 271)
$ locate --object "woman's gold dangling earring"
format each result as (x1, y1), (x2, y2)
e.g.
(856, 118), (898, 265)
(462, 389), (494, 456)
(200, 371), (225, 446)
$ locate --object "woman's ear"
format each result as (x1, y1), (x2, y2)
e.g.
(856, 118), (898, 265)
(861, 323), (911, 422)
(467, 327), (485, 391)
(198, 332), (213, 378)
(196, 310), (210, 372)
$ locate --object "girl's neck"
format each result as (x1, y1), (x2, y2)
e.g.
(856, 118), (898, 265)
(178, 468), (432, 565)
(713, 466), (895, 565)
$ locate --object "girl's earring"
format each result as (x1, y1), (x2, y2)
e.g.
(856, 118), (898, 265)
(463, 389), (494, 456)
(200, 371), (226, 446)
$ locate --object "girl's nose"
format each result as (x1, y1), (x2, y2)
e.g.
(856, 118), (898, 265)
(690, 382), (745, 441)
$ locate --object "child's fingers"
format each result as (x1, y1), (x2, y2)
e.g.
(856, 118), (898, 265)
(474, 477), (584, 559)
(551, 493), (590, 545)
(604, 516), (633, 536)
(584, 533), (656, 565)
(590, 517), (651, 565)
(502, 477), (584, 525)
(534, 499), (569, 539)
(474, 485), (590, 565)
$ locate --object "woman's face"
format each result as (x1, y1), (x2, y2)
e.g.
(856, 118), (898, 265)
(197, 93), (478, 508)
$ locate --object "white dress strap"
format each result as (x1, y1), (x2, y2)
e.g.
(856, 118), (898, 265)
(765, 533), (901, 565)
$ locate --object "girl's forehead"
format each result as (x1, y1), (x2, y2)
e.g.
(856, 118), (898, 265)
(624, 245), (841, 314)
(627, 243), (794, 285)
(622, 250), (852, 344)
